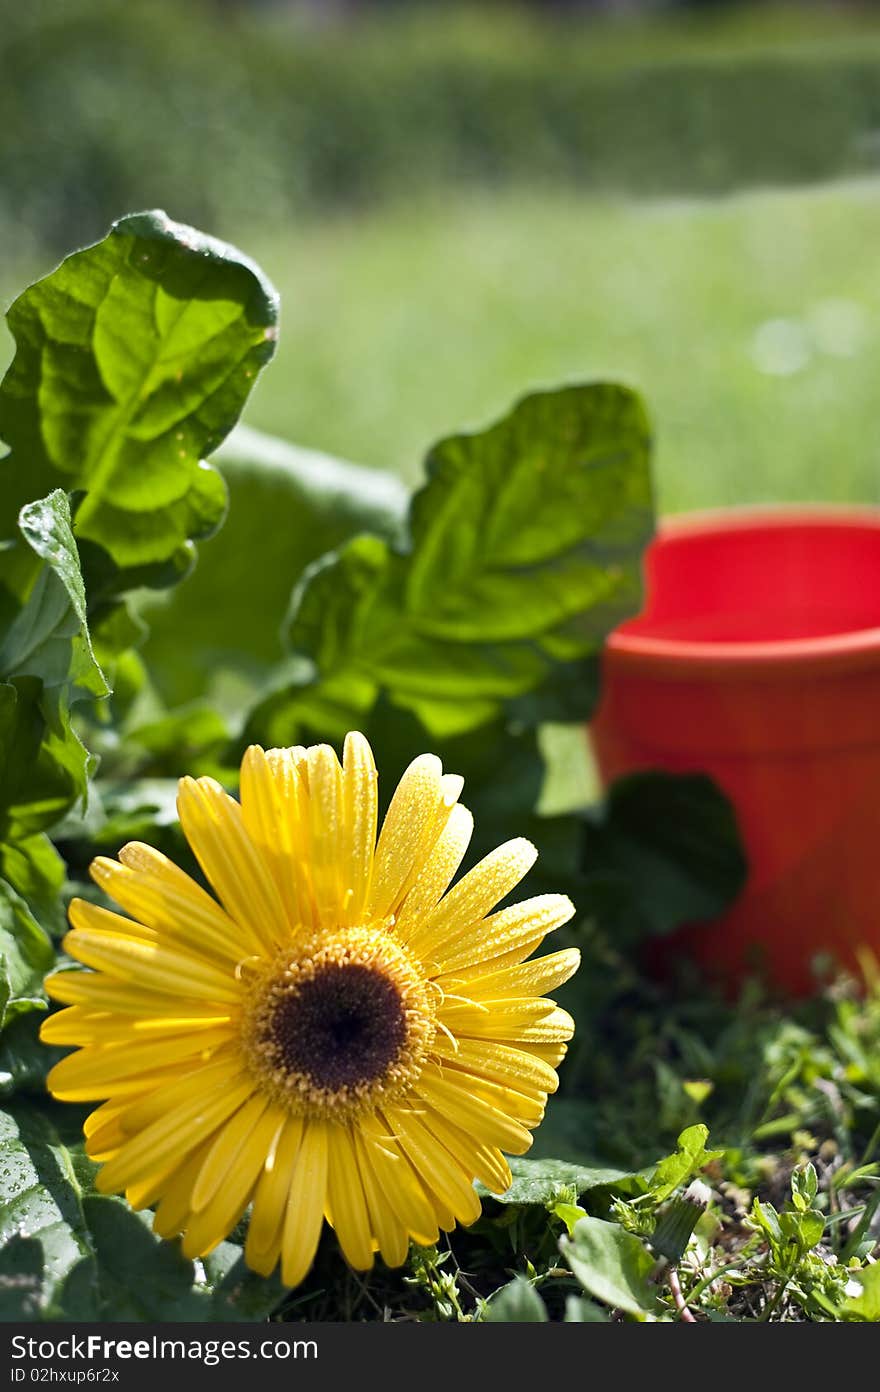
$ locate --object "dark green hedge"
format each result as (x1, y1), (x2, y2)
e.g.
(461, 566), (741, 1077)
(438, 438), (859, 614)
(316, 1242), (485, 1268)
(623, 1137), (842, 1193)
(4, 0), (880, 254)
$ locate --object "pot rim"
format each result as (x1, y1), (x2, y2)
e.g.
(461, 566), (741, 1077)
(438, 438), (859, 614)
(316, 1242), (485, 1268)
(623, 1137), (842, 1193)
(608, 503), (880, 678)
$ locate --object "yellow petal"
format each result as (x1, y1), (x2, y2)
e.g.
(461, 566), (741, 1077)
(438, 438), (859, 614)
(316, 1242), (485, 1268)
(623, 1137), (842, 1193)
(438, 997), (560, 1038)
(44, 971), (227, 1017)
(416, 1066), (537, 1150)
(240, 745), (315, 933)
(352, 1127), (409, 1268)
(387, 1107), (482, 1227)
(181, 1103), (284, 1259)
(419, 1111), (512, 1194)
(151, 1137), (215, 1239)
(114, 1055), (244, 1134)
(359, 1116), (440, 1246)
(94, 846), (250, 960)
(431, 1036), (560, 1097)
(177, 776), (287, 951)
(326, 1125), (374, 1271)
(341, 732), (377, 926)
(434, 894), (574, 975)
(246, 1116), (305, 1266)
(67, 898), (157, 942)
(407, 839), (538, 961)
(394, 803), (473, 947)
(83, 1104), (129, 1162)
(306, 744), (345, 929)
(47, 1028), (235, 1101)
(94, 1073), (254, 1193)
(281, 1120), (329, 1288)
(452, 947), (581, 1002)
(63, 918), (239, 1004)
(367, 754), (444, 919)
(40, 1006), (232, 1047)
(190, 1092), (271, 1212)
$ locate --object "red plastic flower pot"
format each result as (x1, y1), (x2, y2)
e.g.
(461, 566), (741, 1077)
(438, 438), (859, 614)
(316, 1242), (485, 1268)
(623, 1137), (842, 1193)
(590, 505), (880, 996)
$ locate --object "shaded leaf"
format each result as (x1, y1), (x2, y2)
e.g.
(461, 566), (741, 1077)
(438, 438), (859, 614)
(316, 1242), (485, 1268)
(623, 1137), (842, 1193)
(125, 704), (232, 778)
(484, 1276), (548, 1322)
(0, 1012), (63, 1100)
(0, 491), (107, 701)
(0, 880), (54, 1031)
(561, 1215), (659, 1318)
(0, 492), (108, 841)
(0, 833), (65, 934)
(580, 771), (747, 942)
(564, 1294), (608, 1321)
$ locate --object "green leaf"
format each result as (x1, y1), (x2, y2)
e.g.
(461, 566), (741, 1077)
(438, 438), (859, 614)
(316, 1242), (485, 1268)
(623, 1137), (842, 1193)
(0, 491), (108, 841)
(648, 1124), (722, 1204)
(564, 1295), (608, 1322)
(0, 833), (65, 933)
(484, 1276), (548, 1322)
(561, 1215), (660, 1318)
(0, 678), (95, 840)
(0, 211), (279, 578)
(580, 771), (747, 943)
(788, 1209), (825, 1252)
(125, 704), (232, 778)
(0, 1012), (62, 1100)
(0, 1103), (284, 1321)
(0, 880), (54, 1031)
(750, 1198), (783, 1247)
(139, 425), (407, 710)
(1, 491), (107, 700)
(66, 777), (183, 852)
(843, 1263), (880, 1321)
(479, 1155), (637, 1206)
(791, 1162), (819, 1210)
(245, 384), (653, 745)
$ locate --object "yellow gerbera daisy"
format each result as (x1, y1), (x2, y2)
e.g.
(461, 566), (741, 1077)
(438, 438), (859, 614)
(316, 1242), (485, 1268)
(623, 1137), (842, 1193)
(41, 735), (578, 1286)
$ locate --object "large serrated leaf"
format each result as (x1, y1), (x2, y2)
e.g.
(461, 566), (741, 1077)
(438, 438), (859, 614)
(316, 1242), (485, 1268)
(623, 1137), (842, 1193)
(0, 210), (279, 576)
(245, 384), (653, 746)
(409, 384), (651, 643)
(0, 1104), (284, 1321)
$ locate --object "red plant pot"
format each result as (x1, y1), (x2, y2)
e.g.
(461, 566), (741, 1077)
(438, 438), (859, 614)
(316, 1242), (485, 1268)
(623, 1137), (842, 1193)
(590, 506), (880, 996)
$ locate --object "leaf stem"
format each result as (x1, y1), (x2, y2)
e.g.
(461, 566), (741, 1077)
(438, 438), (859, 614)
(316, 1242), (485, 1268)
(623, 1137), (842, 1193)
(667, 1267), (697, 1322)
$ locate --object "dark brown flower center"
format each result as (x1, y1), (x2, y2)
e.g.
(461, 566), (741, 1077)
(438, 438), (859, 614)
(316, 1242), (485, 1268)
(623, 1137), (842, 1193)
(241, 926), (436, 1119)
(265, 963), (409, 1091)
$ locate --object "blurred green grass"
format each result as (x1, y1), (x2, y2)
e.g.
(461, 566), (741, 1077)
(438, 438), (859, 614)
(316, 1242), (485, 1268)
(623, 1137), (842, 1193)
(233, 179), (880, 512)
(4, 178), (880, 514)
(9, 2), (880, 257)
